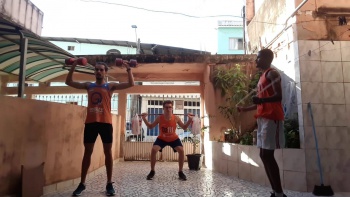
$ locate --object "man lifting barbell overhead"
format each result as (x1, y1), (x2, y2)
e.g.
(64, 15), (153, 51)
(65, 59), (135, 196)
(141, 100), (194, 181)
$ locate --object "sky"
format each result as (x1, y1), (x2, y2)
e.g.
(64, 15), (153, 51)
(30, 0), (245, 54)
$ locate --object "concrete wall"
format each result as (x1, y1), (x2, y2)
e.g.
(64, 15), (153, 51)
(0, 96), (121, 196)
(205, 142), (307, 192)
(246, 0), (296, 52)
(0, 0), (44, 35)
(297, 40), (350, 192)
(295, 0), (350, 41)
(245, 0), (350, 192)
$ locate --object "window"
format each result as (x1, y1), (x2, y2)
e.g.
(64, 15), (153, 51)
(148, 100), (164, 106)
(147, 108), (163, 136)
(106, 49), (121, 55)
(67, 46), (75, 51)
(229, 38), (243, 50)
(184, 101), (200, 107)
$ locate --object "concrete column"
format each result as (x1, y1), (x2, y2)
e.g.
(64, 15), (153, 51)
(246, 0), (255, 25)
(0, 76), (9, 95)
(25, 94), (33, 99)
(200, 81), (205, 156)
(117, 92), (127, 158)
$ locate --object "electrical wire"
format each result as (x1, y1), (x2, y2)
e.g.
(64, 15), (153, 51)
(82, 0), (350, 61)
(80, 0), (345, 27)
(80, 0), (243, 19)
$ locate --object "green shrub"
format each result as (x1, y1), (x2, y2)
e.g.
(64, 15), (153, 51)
(284, 117), (300, 148)
(240, 131), (253, 145)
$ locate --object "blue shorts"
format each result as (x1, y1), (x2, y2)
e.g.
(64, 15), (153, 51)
(154, 138), (183, 152)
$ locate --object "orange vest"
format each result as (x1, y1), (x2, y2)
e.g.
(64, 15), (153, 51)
(255, 68), (284, 120)
(85, 83), (112, 124)
(157, 114), (179, 142)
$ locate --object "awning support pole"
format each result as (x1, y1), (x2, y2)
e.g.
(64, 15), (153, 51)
(17, 30), (28, 98)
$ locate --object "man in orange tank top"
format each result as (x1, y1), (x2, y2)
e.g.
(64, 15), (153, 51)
(141, 100), (193, 181)
(237, 49), (286, 197)
(66, 60), (134, 196)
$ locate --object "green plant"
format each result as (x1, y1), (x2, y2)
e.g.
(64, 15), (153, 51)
(240, 131), (253, 145)
(191, 134), (201, 154)
(248, 71), (262, 94)
(213, 64), (258, 143)
(284, 116), (300, 148)
(223, 129), (239, 143)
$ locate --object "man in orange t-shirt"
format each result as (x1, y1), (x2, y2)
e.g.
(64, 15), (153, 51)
(237, 49), (286, 197)
(141, 100), (193, 181)
(66, 60), (134, 196)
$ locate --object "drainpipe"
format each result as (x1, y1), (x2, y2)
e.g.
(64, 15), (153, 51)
(265, 0), (309, 48)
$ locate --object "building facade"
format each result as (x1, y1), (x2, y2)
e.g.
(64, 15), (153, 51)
(217, 20), (244, 54)
(246, 0), (350, 192)
(49, 40), (136, 55)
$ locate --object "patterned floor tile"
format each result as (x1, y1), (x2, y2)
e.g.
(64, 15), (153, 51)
(42, 161), (348, 197)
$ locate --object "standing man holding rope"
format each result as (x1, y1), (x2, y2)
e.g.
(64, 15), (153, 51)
(66, 60), (135, 196)
(141, 100), (193, 181)
(237, 48), (286, 197)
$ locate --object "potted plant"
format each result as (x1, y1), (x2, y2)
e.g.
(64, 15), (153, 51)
(185, 119), (208, 170)
(186, 134), (203, 170)
(213, 64), (260, 143)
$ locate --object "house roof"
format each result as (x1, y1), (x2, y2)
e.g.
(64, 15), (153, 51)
(217, 20), (243, 27)
(43, 36), (211, 56)
(0, 17), (93, 82)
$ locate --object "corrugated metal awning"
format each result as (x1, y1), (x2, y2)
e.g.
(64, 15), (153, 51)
(0, 17), (93, 82)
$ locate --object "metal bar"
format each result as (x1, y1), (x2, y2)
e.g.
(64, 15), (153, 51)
(0, 28), (19, 34)
(18, 36), (28, 98)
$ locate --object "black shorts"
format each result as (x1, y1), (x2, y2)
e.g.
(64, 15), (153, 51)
(154, 138), (183, 152)
(84, 122), (113, 143)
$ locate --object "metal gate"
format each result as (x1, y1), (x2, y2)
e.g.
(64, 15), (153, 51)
(124, 94), (201, 161)
(124, 142), (196, 161)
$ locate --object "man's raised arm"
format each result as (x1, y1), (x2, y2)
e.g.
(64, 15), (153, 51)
(65, 60), (89, 89)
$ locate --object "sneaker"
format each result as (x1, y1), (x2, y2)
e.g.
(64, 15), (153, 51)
(106, 182), (115, 196)
(146, 170), (155, 180)
(270, 193), (287, 197)
(178, 171), (187, 181)
(72, 183), (85, 196)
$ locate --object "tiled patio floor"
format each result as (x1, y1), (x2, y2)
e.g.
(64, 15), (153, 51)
(43, 161), (349, 197)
